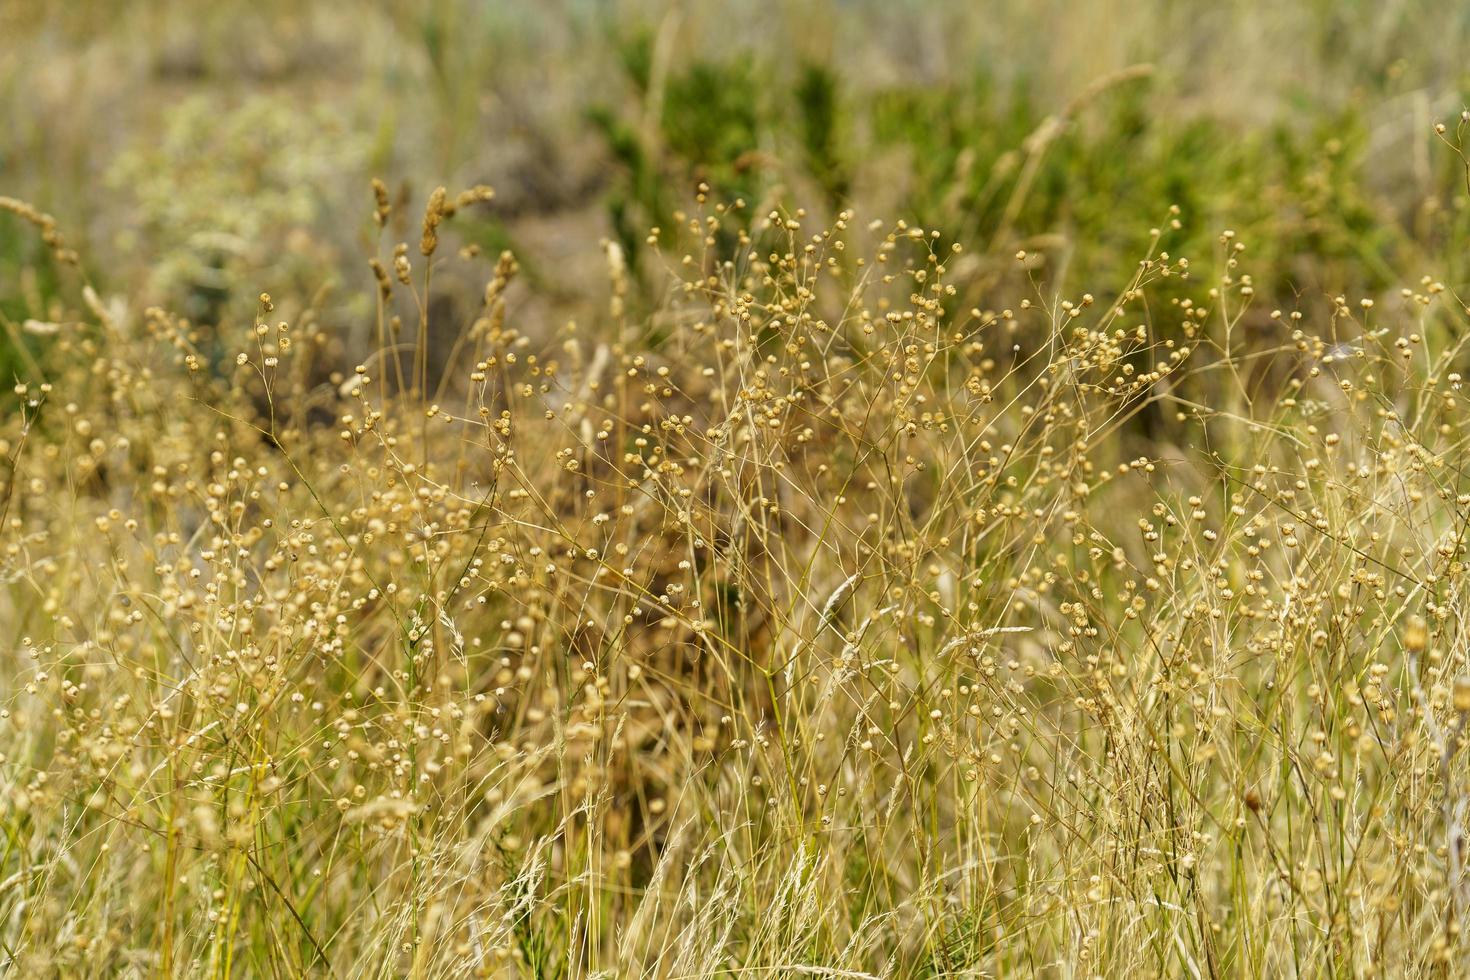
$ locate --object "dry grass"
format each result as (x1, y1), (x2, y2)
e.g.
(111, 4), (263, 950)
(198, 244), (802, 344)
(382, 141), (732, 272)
(5, 180), (1470, 977)
(8, 4), (1470, 978)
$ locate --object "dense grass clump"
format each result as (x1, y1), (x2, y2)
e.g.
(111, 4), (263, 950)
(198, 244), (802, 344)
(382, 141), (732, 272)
(5, 176), (1470, 977)
(9, 3), (1470, 977)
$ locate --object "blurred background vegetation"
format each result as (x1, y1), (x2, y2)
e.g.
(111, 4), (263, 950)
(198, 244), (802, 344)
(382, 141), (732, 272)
(4, 0), (1470, 377)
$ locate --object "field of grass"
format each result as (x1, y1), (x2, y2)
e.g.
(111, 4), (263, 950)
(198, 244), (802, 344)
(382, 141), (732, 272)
(8, 1), (1470, 976)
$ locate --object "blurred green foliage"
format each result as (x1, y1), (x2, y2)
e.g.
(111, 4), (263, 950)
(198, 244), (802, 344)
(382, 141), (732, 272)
(588, 38), (1460, 326)
(0, 213), (61, 389)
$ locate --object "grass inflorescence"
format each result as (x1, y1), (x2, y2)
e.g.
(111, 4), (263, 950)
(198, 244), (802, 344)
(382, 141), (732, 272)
(4, 162), (1470, 978)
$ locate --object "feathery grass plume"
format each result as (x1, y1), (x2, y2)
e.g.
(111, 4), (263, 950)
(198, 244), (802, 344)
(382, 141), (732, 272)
(420, 185), (448, 256)
(372, 176), (392, 227)
(0, 196), (76, 265)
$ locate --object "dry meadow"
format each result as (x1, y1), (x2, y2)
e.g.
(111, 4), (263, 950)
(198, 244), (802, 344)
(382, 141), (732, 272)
(6, 1), (1470, 976)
